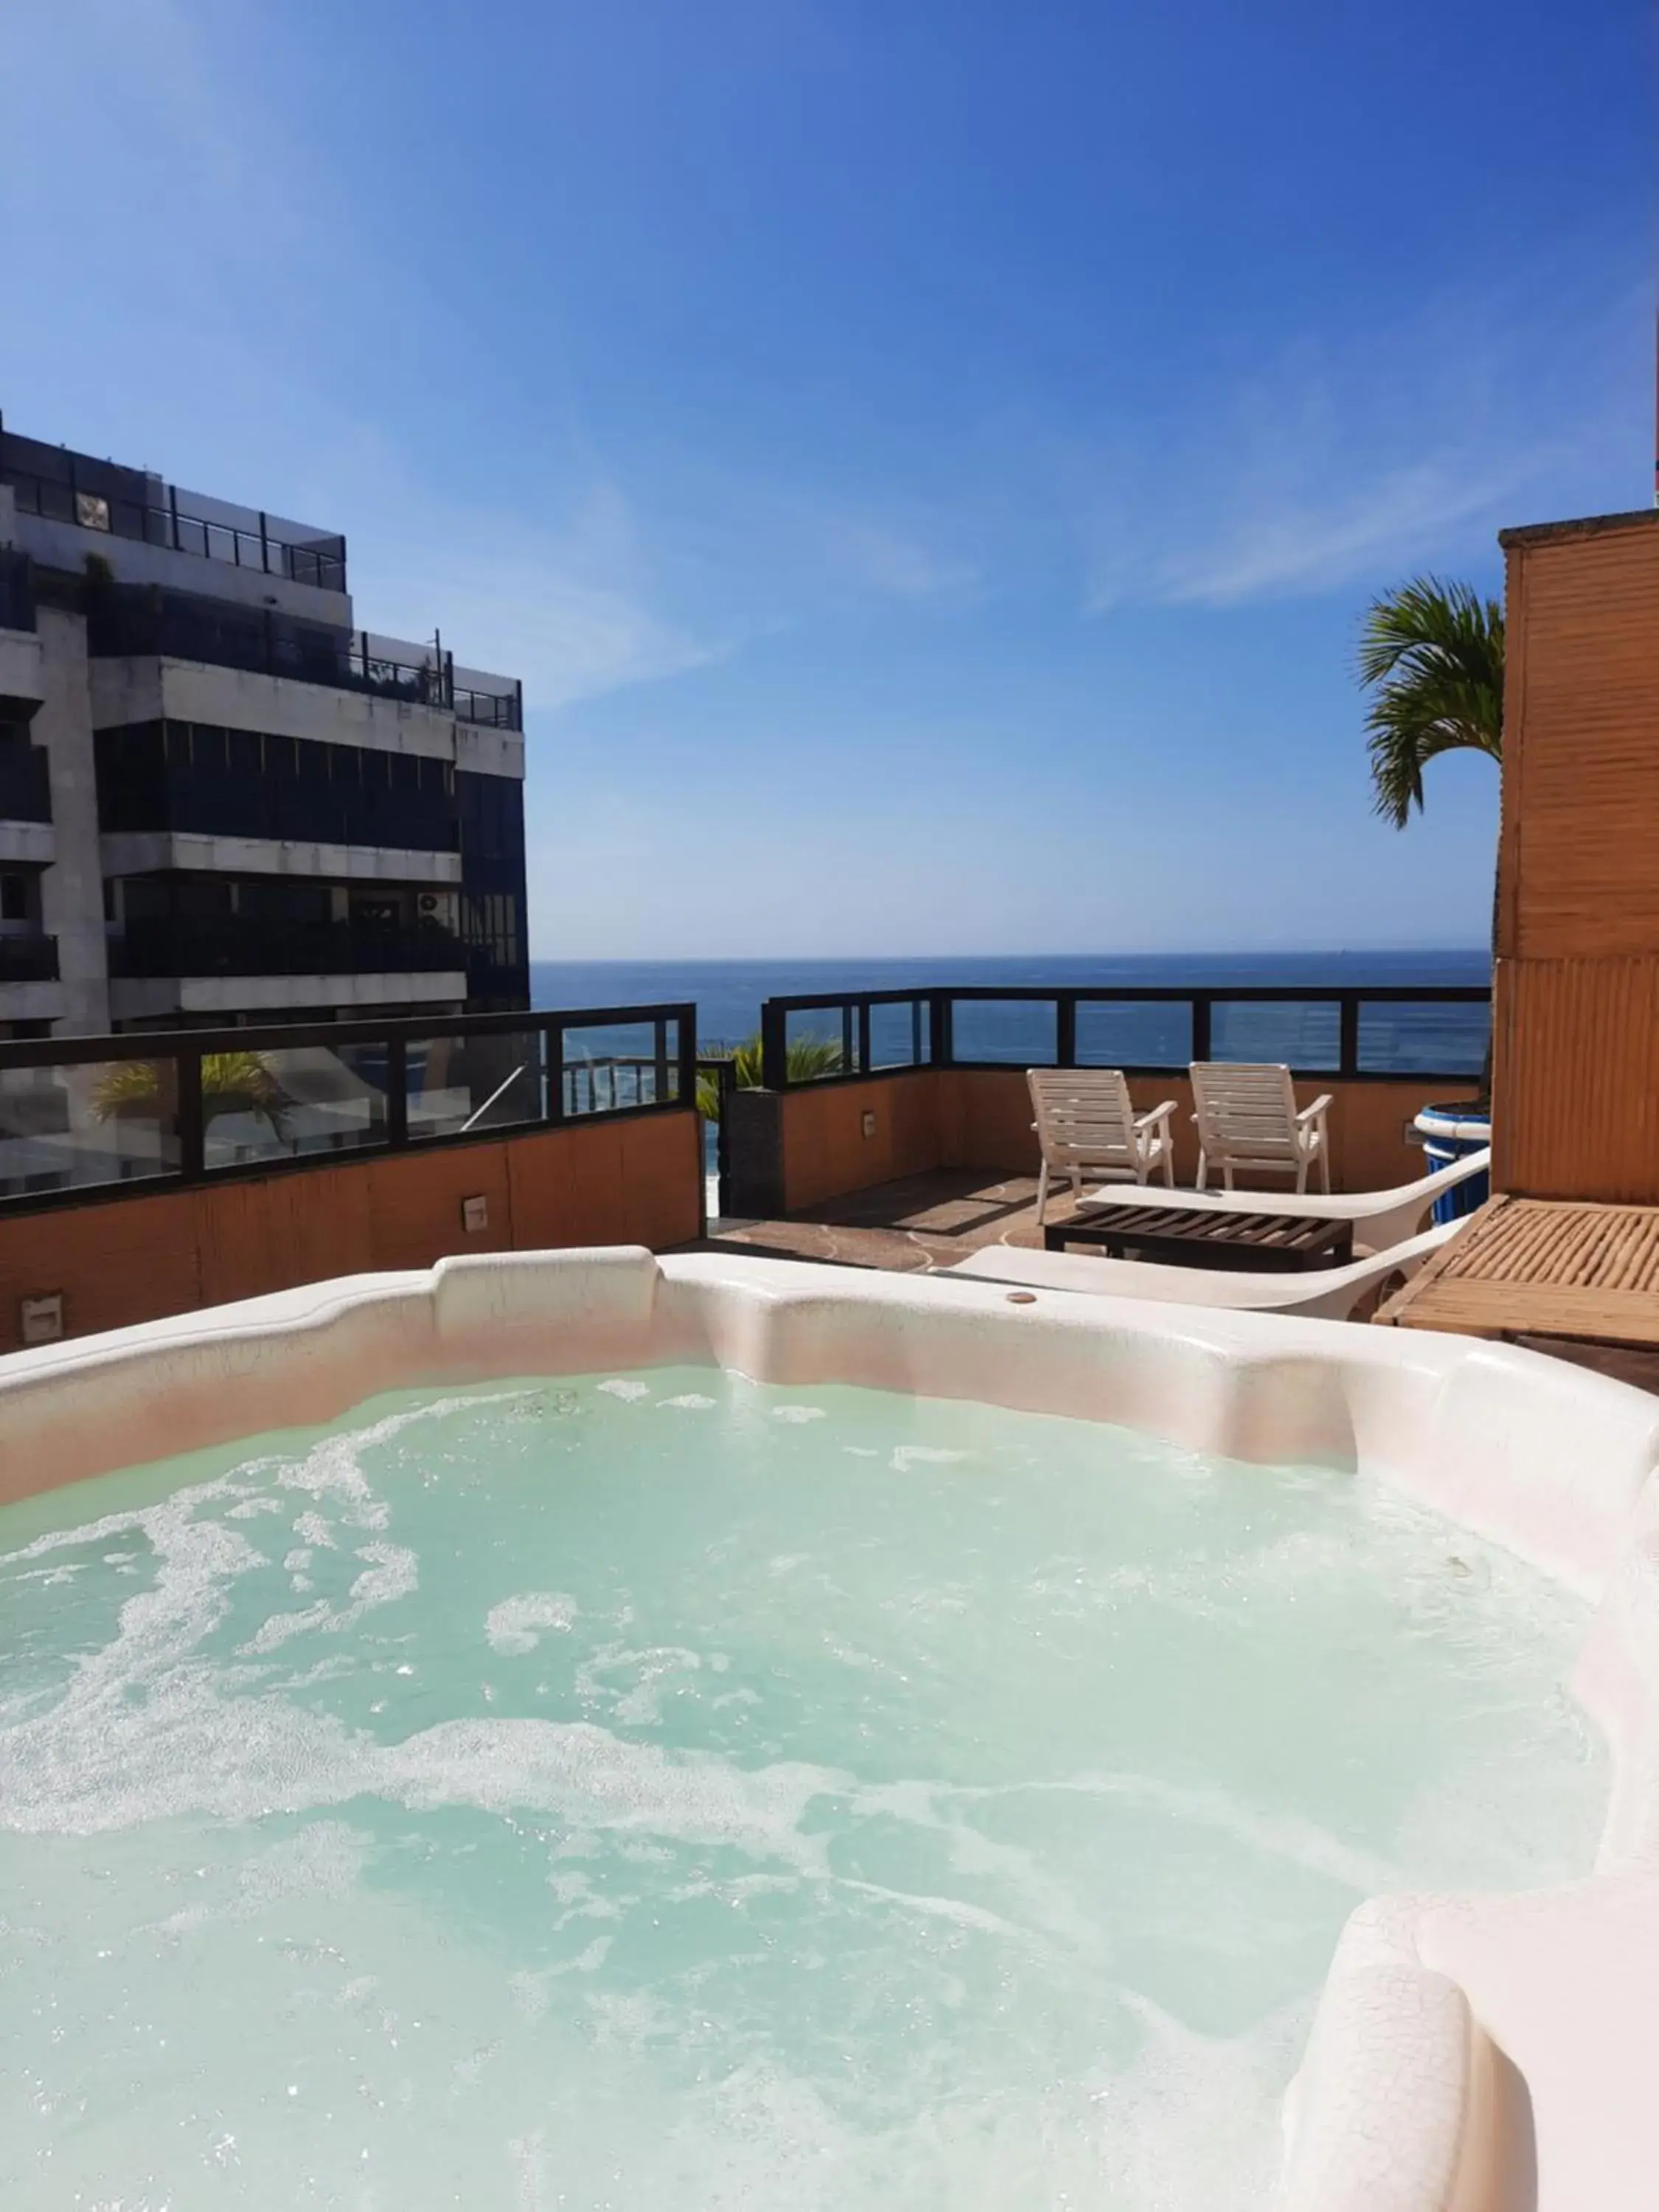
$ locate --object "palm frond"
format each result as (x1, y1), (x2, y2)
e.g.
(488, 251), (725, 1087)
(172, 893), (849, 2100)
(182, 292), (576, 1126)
(696, 1033), (842, 1119)
(1357, 575), (1503, 827)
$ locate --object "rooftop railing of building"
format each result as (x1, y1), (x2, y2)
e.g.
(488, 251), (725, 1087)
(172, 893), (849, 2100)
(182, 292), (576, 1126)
(1, 426), (349, 595)
(758, 982), (1494, 1087)
(86, 587), (524, 730)
(0, 1001), (697, 1210)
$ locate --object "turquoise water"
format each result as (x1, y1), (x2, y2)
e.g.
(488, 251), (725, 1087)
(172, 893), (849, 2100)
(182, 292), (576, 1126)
(0, 1370), (1601, 2210)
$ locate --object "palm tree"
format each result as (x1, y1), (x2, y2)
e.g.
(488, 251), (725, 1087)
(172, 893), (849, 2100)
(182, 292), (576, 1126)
(1359, 575), (1504, 1103)
(1357, 576), (1503, 826)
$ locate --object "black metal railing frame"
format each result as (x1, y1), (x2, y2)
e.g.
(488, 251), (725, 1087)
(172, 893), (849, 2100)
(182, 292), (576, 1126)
(0, 1001), (698, 1216)
(84, 588), (523, 733)
(758, 984), (1493, 1091)
(695, 1055), (737, 1224)
(4, 463), (348, 594)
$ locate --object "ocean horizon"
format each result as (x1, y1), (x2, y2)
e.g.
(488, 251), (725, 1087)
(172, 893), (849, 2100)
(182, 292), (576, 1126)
(531, 950), (1490, 1054)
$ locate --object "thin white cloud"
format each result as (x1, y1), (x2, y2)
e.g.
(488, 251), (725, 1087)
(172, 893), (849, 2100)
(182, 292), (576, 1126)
(813, 514), (981, 603)
(355, 487), (729, 714)
(1082, 262), (1649, 611)
(0, 1), (974, 714)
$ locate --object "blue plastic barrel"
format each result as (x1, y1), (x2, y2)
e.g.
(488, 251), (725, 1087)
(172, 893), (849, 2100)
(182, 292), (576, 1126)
(1413, 1105), (1492, 1224)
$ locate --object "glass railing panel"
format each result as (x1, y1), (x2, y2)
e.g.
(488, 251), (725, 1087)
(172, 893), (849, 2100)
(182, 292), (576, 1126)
(1357, 1000), (1490, 1077)
(1074, 999), (1192, 1069)
(947, 998), (1058, 1065)
(0, 1059), (180, 1199)
(407, 1030), (548, 1141)
(782, 1006), (849, 1080)
(868, 998), (931, 1071)
(560, 1020), (681, 1115)
(200, 1042), (392, 1172)
(1208, 1001), (1341, 1070)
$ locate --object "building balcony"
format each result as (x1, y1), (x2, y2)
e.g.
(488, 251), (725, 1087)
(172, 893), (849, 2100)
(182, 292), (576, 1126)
(1, 429), (348, 594)
(87, 586), (521, 731)
(0, 932), (60, 984)
(108, 917), (469, 981)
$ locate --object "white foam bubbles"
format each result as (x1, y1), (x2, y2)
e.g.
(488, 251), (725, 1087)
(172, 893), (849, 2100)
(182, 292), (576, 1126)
(487, 1593), (577, 1656)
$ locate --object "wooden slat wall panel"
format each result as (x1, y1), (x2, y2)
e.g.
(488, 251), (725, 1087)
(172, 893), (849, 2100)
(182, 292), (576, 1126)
(197, 1169), (378, 1308)
(1495, 956), (1659, 1199)
(1505, 526), (1659, 960)
(617, 1114), (703, 1250)
(0, 1111), (703, 1354)
(1497, 515), (1659, 1199)
(0, 1188), (204, 1349)
(780, 1074), (945, 1213)
(366, 1144), (515, 1272)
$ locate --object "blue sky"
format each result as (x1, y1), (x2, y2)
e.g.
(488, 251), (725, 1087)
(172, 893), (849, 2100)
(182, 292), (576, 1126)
(3, 1), (1652, 957)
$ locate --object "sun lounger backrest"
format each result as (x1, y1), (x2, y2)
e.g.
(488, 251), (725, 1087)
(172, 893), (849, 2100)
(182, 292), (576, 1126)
(1028, 1068), (1137, 1169)
(1189, 1061), (1300, 1164)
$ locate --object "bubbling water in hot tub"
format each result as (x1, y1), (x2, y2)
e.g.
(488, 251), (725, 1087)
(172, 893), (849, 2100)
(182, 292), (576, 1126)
(0, 1368), (1605, 2209)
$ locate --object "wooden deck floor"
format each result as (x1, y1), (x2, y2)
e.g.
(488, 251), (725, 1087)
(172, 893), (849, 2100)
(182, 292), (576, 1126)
(1378, 1194), (1659, 1369)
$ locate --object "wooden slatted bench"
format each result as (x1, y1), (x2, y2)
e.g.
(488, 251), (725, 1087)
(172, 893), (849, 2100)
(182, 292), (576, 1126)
(1046, 1203), (1353, 1272)
(1376, 1194), (1659, 1387)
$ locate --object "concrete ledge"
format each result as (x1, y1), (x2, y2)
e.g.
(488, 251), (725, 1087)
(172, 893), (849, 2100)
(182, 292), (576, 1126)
(0, 626), (46, 717)
(6, 1251), (1659, 2208)
(100, 830), (462, 886)
(0, 820), (55, 866)
(0, 977), (66, 1021)
(89, 658), (459, 758)
(107, 970), (467, 1020)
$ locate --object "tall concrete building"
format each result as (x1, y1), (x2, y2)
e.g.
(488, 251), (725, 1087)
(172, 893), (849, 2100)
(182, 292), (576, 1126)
(0, 419), (529, 1039)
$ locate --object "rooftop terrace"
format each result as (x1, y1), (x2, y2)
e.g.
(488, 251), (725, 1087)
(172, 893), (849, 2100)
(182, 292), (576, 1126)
(1, 424), (348, 594)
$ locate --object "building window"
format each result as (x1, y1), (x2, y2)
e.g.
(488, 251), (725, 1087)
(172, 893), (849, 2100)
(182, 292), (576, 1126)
(94, 720), (462, 855)
(0, 872), (29, 922)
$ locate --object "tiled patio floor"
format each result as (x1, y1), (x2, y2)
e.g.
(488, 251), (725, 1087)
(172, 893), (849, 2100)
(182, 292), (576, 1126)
(692, 1169), (1084, 1272)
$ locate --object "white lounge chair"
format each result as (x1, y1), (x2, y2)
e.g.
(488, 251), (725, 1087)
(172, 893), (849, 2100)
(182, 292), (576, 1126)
(944, 1220), (1458, 1322)
(1075, 1146), (1491, 1256)
(1190, 1062), (1331, 1192)
(1028, 1068), (1175, 1225)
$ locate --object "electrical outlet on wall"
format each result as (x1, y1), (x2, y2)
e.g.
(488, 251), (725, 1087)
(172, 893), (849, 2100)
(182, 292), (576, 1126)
(461, 1195), (489, 1234)
(861, 1111), (877, 1138)
(20, 1293), (63, 1345)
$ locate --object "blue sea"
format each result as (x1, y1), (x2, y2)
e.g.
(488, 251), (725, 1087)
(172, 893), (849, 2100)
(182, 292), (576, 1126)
(532, 950), (1491, 1075)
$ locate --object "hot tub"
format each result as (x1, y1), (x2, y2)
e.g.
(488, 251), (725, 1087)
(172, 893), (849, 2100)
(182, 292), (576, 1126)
(3, 1249), (1659, 2210)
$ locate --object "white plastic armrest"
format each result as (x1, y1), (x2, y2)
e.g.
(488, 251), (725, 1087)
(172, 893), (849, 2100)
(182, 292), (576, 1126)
(1295, 1094), (1333, 1124)
(1135, 1099), (1178, 1132)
